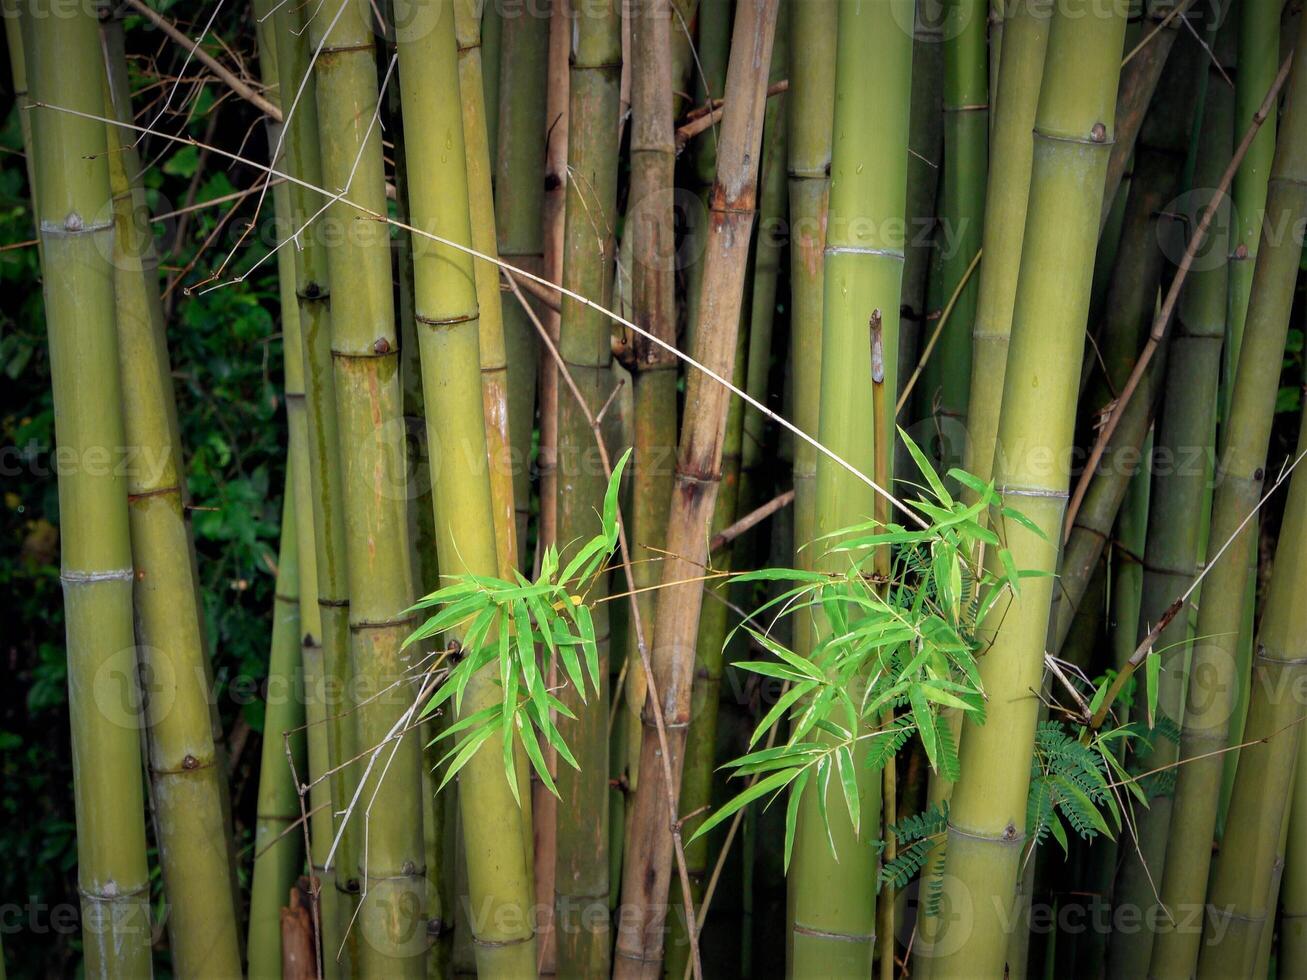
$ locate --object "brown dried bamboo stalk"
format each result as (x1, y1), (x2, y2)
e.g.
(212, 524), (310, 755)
(613, 2), (781, 976)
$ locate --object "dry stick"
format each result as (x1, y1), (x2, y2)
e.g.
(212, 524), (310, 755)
(895, 248), (983, 415)
(1063, 51), (1293, 540)
(124, 0), (282, 120)
(502, 271), (705, 980)
(674, 78), (789, 151)
(709, 488), (795, 552)
(1087, 440), (1307, 731)
(52, 99), (923, 529)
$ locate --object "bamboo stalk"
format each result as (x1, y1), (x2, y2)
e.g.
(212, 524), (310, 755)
(1136, 24), (1235, 980)
(99, 11), (247, 973)
(614, 4), (780, 976)
(785, 0), (837, 666)
(929, 4), (1129, 972)
(271, 3), (356, 967)
(1053, 30), (1207, 665)
(1155, 14), (1307, 976)
(1225, 0), (1280, 397)
(1099, 0), (1184, 231)
(27, 6), (152, 972)
(250, 490), (310, 977)
(790, 4), (913, 975)
(393, 0), (537, 974)
(960, 0), (1049, 490)
(551, 0), (622, 971)
(1280, 714), (1307, 973)
(1196, 410), (1307, 975)
(455, 0), (520, 579)
(918, 0), (987, 457)
(621, 0), (679, 800)
(494, 0), (549, 570)
(309, 1), (427, 972)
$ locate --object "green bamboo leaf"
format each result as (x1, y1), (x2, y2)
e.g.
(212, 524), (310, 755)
(686, 767), (803, 846)
(784, 768), (810, 874)
(574, 601), (600, 696)
(836, 743), (860, 836)
(898, 425), (952, 505)
(437, 723), (500, 793)
(603, 448), (632, 546)
(911, 685), (937, 770)
(516, 712), (558, 798)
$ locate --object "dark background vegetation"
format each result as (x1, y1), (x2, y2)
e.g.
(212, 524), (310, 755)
(0, 5), (286, 973)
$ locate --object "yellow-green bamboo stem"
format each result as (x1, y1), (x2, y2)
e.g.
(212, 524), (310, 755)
(930, 4), (1128, 973)
(1280, 715), (1307, 973)
(249, 490), (310, 978)
(786, 0), (836, 665)
(494, 0), (548, 569)
(455, 0), (520, 579)
(790, 1), (913, 975)
(621, 0), (679, 797)
(99, 13), (243, 973)
(1225, 0), (1280, 393)
(1197, 410), (1307, 975)
(28, 6), (152, 971)
(615, 4), (780, 976)
(393, 0), (537, 974)
(310, 1), (427, 972)
(1142, 24), (1236, 979)
(271, 3), (356, 967)
(1156, 13), (1307, 976)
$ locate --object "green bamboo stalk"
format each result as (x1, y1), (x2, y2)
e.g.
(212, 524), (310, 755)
(249, 490), (309, 978)
(786, 0), (836, 665)
(1226, 0), (1280, 392)
(27, 6), (152, 972)
(494, 0), (548, 570)
(929, 4), (1128, 973)
(918, 0), (986, 453)
(621, 0), (679, 798)
(454, 0), (520, 579)
(1053, 29), (1206, 658)
(1154, 14), (1307, 975)
(1197, 412), (1307, 975)
(917, 9), (1051, 976)
(615, 4), (780, 975)
(1136, 27), (1234, 979)
(1280, 715), (1307, 973)
(2, 0), (35, 216)
(483, 0), (502, 166)
(550, 0), (622, 971)
(271, 3), (356, 967)
(249, 8), (319, 973)
(309, 1), (427, 972)
(394, 1), (537, 974)
(98, 13), (244, 973)
(960, 0), (1050, 488)
(789, 2), (912, 975)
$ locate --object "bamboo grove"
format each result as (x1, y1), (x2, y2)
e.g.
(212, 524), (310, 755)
(13, 0), (1307, 975)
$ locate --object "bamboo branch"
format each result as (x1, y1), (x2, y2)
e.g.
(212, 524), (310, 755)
(124, 0), (283, 120)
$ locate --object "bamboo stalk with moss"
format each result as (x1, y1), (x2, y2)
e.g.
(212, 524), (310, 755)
(393, 1), (537, 973)
(28, 6), (152, 972)
(550, 0), (622, 971)
(99, 13), (244, 973)
(928, 4), (1128, 972)
(620, 0), (679, 799)
(309, 1), (428, 971)
(790, 2), (912, 974)
(614, 4), (780, 975)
